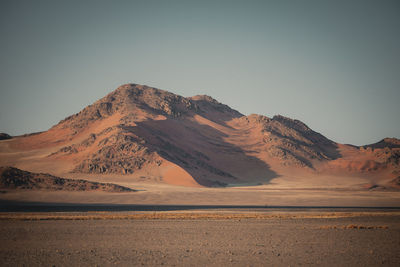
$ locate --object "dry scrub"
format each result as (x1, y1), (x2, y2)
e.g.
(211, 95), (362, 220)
(320, 224), (389, 229)
(0, 211), (399, 221)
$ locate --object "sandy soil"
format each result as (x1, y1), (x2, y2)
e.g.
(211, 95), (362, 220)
(0, 212), (399, 266)
(1, 181), (400, 207)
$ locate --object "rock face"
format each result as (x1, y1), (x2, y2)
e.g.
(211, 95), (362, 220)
(0, 83), (399, 188)
(233, 114), (339, 168)
(0, 166), (134, 192)
(363, 138), (400, 149)
(58, 84), (202, 130)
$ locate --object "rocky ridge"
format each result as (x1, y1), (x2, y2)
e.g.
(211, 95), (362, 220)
(0, 133), (12, 140)
(0, 166), (134, 192)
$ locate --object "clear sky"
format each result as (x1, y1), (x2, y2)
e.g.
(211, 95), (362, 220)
(0, 0), (399, 146)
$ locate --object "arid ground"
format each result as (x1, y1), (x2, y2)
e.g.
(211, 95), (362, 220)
(0, 210), (399, 266)
(1, 182), (400, 207)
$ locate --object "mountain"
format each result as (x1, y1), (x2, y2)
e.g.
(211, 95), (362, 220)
(0, 83), (399, 189)
(0, 166), (134, 192)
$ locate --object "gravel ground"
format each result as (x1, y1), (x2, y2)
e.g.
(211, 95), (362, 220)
(0, 215), (399, 266)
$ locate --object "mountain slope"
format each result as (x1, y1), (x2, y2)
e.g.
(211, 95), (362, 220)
(0, 83), (398, 188)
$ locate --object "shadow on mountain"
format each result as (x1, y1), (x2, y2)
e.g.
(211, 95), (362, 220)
(131, 117), (279, 187)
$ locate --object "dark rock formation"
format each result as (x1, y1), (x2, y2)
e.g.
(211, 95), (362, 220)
(0, 166), (134, 192)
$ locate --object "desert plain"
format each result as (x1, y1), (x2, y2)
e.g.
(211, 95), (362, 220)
(0, 209), (399, 266)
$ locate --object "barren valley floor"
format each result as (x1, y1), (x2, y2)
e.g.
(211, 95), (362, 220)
(1, 181), (400, 207)
(0, 211), (399, 266)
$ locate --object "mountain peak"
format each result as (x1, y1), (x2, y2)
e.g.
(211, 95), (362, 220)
(55, 83), (245, 132)
(190, 94), (220, 104)
(56, 84), (199, 130)
(112, 83), (170, 96)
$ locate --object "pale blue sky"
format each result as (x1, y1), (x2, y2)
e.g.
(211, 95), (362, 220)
(0, 0), (399, 146)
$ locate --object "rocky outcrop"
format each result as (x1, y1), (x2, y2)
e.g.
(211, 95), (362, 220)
(358, 138), (400, 180)
(363, 138), (400, 149)
(238, 114), (339, 168)
(56, 84), (201, 131)
(0, 133), (12, 140)
(0, 166), (134, 192)
(73, 132), (160, 175)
